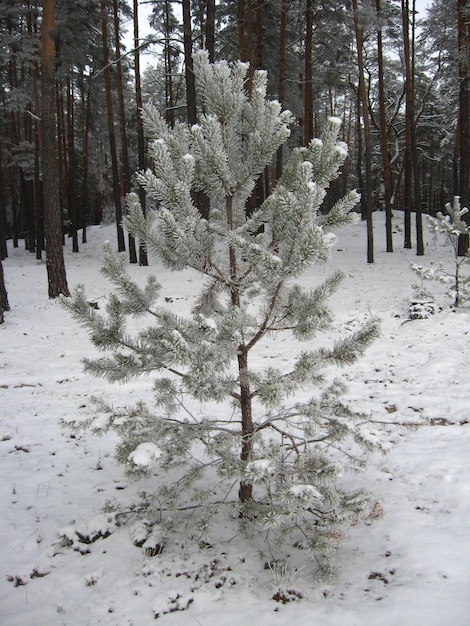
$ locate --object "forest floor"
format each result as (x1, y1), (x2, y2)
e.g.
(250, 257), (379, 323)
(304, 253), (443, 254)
(1, 214), (470, 626)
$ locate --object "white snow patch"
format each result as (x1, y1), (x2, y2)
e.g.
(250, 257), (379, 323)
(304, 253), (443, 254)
(128, 442), (162, 467)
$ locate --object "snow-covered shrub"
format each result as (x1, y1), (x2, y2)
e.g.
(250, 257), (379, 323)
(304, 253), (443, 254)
(63, 52), (382, 569)
(411, 197), (470, 309)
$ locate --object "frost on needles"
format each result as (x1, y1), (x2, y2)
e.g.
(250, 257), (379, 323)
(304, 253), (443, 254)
(63, 51), (382, 569)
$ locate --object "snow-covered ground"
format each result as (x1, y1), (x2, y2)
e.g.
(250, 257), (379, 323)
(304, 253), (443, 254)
(1, 215), (469, 625)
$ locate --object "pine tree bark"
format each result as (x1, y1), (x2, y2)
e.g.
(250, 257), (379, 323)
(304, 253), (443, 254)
(376, 0), (393, 252)
(41, 0), (70, 298)
(353, 0), (374, 263)
(276, 0), (287, 179)
(66, 75), (79, 253)
(206, 0), (215, 62)
(113, 0), (137, 263)
(163, 0), (175, 127)
(0, 142), (8, 260)
(0, 258), (9, 323)
(304, 0), (313, 145)
(101, 0), (126, 252)
(401, 0), (413, 249)
(133, 0), (148, 265)
(237, 0), (246, 61)
(411, 0), (424, 256)
(183, 0), (197, 127)
(458, 0), (470, 255)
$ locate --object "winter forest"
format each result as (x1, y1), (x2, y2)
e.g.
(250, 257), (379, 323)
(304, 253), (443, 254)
(1, 1), (470, 625)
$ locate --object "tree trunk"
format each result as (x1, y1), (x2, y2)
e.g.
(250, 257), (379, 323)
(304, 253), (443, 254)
(183, 0), (197, 126)
(411, 0), (424, 256)
(101, 0), (126, 252)
(183, 0), (210, 219)
(164, 0), (175, 127)
(0, 142), (8, 260)
(376, 0), (393, 252)
(113, 0), (137, 263)
(353, 0), (374, 263)
(206, 0), (215, 62)
(402, 0), (413, 249)
(276, 0), (287, 180)
(133, 0), (148, 265)
(0, 258), (9, 323)
(238, 350), (254, 503)
(41, 0), (70, 298)
(304, 0), (313, 145)
(237, 0), (246, 61)
(82, 80), (92, 241)
(458, 0), (470, 255)
(226, 195), (253, 504)
(66, 75), (79, 253)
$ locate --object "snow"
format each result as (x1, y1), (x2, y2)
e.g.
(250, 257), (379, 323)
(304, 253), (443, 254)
(288, 484), (323, 500)
(1, 215), (470, 625)
(128, 442), (162, 468)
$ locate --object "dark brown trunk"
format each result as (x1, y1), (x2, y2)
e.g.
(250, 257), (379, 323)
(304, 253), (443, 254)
(113, 0), (137, 262)
(238, 0), (246, 61)
(458, 0), (470, 255)
(0, 142), (8, 260)
(41, 0), (70, 298)
(164, 0), (175, 127)
(183, 0), (197, 126)
(376, 0), (393, 252)
(402, 0), (412, 249)
(101, 0), (126, 252)
(66, 75), (79, 253)
(276, 0), (287, 179)
(206, 0), (216, 62)
(411, 0), (424, 256)
(353, 0), (374, 262)
(133, 0), (148, 265)
(226, 196), (253, 504)
(304, 0), (313, 145)
(0, 258), (9, 323)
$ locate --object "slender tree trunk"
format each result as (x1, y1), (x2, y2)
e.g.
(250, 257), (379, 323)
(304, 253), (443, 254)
(376, 0), (393, 252)
(66, 74), (79, 253)
(41, 0), (70, 297)
(183, 0), (197, 126)
(0, 142), (7, 260)
(304, 0), (313, 145)
(238, 0), (246, 61)
(411, 0), (424, 256)
(238, 350), (254, 503)
(276, 0), (287, 179)
(82, 80), (92, 240)
(113, 0), (137, 262)
(402, 0), (413, 249)
(226, 195), (253, 504)
(353, 0), (374, 263)
(101, 0), (126, 252)
(164, 0), (175, 127)
(458, 0), (470, 254)
(206, 0), (215, 62)
(183, 0), (210, 219)
(134, 0), (148, 265)
(0, 258), (9, 323)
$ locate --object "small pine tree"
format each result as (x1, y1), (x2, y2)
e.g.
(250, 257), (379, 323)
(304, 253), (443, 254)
(411, 197), (470, 309)
(63, 52), (382, 566)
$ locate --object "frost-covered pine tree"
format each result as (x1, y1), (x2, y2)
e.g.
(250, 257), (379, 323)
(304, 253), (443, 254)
(64, 52), (381, 566)
(411, 197), (470, 309)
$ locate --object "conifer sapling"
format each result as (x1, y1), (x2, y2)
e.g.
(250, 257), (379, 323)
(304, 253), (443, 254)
(63, 52), (382, 565)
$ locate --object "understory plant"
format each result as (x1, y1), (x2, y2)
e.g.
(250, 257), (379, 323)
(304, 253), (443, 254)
(63, 52), (383, 568)
(411, 197), (470, 312)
